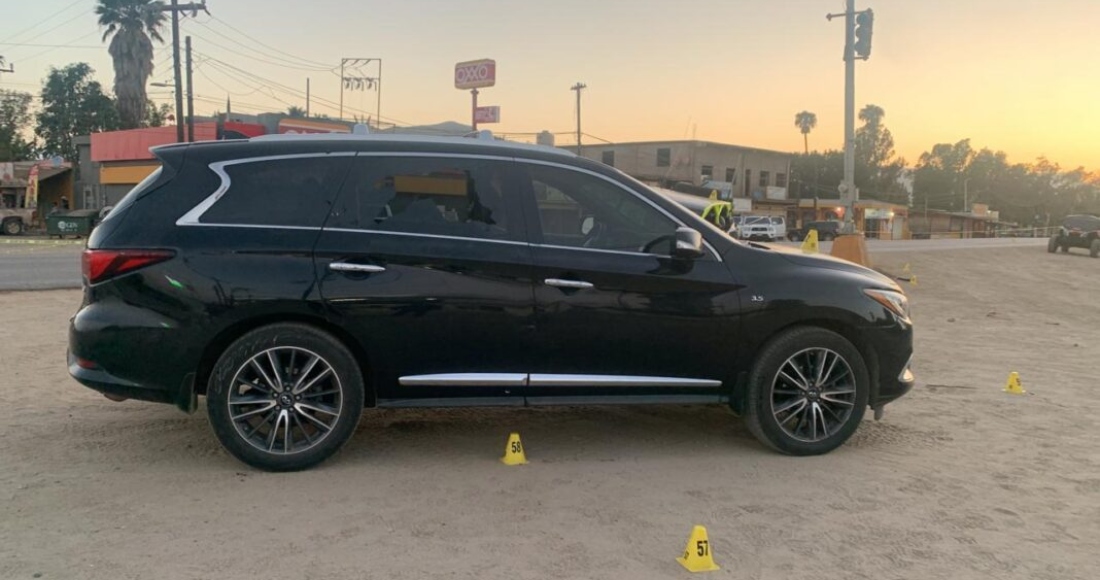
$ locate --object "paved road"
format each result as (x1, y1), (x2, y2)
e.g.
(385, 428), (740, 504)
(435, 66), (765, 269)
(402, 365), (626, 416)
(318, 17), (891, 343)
(0, 236), (1051, 292)
(0, 240), (83, 291)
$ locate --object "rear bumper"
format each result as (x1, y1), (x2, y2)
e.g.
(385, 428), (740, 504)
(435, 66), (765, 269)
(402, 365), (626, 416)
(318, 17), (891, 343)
(68, 299), (199, 411)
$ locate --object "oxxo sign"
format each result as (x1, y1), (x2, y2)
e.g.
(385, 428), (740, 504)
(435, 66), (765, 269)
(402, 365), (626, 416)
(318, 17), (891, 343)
(454, 59), (496, 89)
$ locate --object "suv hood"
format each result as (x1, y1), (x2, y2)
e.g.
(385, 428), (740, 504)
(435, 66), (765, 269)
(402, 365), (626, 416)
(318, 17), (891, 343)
(755, 243), (900, 289)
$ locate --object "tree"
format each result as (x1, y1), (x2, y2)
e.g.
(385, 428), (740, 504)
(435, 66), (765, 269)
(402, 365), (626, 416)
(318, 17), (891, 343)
(794, 111), (817, 155)
(286, 106), (306, 118)
(853, 104), (906, 202)
(0, 90), (36, 161)
(96, 0), (166, 129)
(36, 63), (121, 163)
(913, 139), (975, 211)
(144, 100), (174, 127)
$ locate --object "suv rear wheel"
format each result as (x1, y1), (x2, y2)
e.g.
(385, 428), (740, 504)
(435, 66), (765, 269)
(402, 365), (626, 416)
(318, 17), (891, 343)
(206, 323), (364, 471)
(743, 327), (869, 455)
(2, 218), (22, 236)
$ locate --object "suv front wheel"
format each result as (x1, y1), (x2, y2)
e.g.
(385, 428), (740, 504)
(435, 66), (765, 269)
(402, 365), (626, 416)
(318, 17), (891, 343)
(743, 327), (870, 455)
(206, 323), (365, 471)
(1048, 235), (1060, 253)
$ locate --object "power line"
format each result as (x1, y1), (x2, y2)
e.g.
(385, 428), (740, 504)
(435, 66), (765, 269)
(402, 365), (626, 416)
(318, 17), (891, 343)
(206, 14), (332, 69)
(184, 21), (335, 72)
(2, 9), (96, 62)
(2, 0), (87, 48)
(15, 30), (102, 66)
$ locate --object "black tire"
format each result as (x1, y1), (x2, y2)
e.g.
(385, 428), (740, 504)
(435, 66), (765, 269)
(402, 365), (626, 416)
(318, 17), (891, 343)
(742, 327), (870, 456)
(1091, 239), (1100, 258)
(790, 233), (803, 242)
(1048, 236), (1059, 253)
(2, 219), (22, 236)
(206, 323), (364, 471)
(1060, 243), (1070, 253)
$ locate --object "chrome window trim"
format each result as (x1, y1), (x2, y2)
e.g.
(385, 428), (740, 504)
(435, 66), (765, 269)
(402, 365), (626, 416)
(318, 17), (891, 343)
(514, 158), (723, 262)
(176, 152), (358, 227)
(529, 242), (655, 259)
(397, 373), (722, 388)
(399, 373), (528, 387)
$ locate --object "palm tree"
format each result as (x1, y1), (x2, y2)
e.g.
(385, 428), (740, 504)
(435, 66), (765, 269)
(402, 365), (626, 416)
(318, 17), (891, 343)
(794, 111), (817, 154)
(858, 104), (884, 129)
(286, 106), (307, 118)
(96, 0), (166, 129)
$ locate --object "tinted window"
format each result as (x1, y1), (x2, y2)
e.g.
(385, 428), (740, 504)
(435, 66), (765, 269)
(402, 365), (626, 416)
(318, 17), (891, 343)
(328, 156), (515, 240)
(527, 164), (677, 254)
(201, 156), (349, 227)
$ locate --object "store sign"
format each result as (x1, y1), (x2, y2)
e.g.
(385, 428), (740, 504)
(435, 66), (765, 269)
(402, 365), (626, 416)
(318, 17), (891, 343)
(474, 106), (500, 124)
(455, 59), (496, 89)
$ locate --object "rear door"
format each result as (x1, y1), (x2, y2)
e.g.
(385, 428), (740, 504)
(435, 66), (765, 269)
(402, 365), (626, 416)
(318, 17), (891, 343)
(516, 160), (743, 403)
(314, 153), (536, 406)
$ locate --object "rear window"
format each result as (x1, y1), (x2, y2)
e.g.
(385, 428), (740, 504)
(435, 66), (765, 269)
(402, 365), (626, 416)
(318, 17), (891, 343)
(200, 156), (350, 228)
(99, 167), (163, 223)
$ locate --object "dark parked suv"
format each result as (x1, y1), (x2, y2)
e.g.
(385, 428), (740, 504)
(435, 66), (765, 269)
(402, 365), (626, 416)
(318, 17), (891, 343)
(1048, 214), (1100, 258)
(787, 220), (842, 242)
(69, 132), (915, 470)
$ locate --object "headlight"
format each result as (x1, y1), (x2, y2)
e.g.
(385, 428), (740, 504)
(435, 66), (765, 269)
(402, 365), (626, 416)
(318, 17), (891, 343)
(864, 288), (910, 320)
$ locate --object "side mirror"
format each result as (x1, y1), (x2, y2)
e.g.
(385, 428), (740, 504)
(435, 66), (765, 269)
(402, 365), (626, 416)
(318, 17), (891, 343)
(581, 216), (595, 235)
(672, 227), (705, 260)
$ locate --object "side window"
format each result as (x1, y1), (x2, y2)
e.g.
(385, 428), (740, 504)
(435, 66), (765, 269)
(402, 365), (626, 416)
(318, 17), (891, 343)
(201, 156), (349, 227)
(526, 164), (678, 255)
(328, 156), (515, 240)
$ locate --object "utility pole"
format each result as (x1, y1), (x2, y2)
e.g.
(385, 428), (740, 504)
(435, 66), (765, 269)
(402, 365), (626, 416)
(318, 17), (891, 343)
(571, 82), (586, 155)
(338, 57), (381, 123)
(842, 0), (856, 232)
(185, 36), (194, 142)
(170, 0), (183, 142)
(162, 1), (208, 143)
(306, 77), (310, 117)
(827, 1), (873, 234)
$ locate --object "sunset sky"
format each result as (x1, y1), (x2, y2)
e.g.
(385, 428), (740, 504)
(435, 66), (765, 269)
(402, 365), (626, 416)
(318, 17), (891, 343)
(2, 0), (1098, 170)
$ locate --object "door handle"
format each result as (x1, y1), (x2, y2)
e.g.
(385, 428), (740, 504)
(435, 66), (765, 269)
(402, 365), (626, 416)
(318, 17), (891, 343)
(544, 278), (594, 290)
(329, 262), (386, 273)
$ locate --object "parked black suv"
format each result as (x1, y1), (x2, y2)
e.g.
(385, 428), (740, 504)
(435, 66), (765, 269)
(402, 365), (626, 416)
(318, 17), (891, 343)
(788, 220), (841, 242)
(1048, 214), (1100, 258)
(69, 133), (914, 470)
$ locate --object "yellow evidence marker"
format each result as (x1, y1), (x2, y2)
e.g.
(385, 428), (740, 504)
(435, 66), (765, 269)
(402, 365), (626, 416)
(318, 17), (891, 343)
(676, 525), (720, 572)
(501, 432), (528, 465)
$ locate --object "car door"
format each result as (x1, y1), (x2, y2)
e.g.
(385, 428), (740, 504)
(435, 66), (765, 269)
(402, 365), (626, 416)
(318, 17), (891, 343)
(517, 160), (743, 403)
(314, 153), (535, 406)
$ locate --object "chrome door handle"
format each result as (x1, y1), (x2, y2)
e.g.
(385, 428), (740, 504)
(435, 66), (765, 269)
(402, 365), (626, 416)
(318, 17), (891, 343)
(329, 262), (386, 273)
(544, 278), (593, 290)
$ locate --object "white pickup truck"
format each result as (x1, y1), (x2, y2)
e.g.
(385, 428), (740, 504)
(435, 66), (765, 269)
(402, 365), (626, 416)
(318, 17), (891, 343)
(0, 207), (35, 235)
(735, 215), (786, 242)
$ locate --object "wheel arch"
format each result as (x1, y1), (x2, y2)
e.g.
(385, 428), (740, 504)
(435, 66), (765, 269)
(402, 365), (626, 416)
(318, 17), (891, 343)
(731, 318), (879, 414)
(194, 313), (375, 407)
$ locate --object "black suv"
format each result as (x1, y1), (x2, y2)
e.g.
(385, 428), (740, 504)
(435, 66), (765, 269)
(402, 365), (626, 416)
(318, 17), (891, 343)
(1048, 214), (1100, 258)
(788, 221), (841, 242)
(69, 133), (914, 470)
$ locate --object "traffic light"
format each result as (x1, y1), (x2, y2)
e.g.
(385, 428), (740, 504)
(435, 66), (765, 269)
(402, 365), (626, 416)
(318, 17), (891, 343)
(854, 9), (874, 59)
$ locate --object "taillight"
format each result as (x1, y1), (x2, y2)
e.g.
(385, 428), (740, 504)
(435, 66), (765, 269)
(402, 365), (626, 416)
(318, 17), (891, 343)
(82, 249), (175, 284)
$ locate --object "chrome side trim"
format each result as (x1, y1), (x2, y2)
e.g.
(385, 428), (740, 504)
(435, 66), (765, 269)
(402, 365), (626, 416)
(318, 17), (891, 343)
(544, 278), (594, 290)
(527, 374), (722, 388)
(352, 151), (516, 162)
(176, 152), (357, 227)
(513, 158), (723, 262)
(398, 373), (528, 387)
(322, 227), (528, 247)
(329, 262), (385, 273)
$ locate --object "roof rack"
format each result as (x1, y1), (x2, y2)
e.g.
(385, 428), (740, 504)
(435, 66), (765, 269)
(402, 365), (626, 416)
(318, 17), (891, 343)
(248, 130), (575, 157)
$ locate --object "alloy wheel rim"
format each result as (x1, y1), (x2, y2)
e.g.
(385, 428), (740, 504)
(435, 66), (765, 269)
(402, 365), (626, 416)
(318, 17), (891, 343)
(227, 347), (343, 455)
(770, 347), (857, 443)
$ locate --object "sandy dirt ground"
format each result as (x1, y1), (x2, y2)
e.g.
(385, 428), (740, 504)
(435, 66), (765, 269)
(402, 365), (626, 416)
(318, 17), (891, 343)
(1, 243), (1098, 580)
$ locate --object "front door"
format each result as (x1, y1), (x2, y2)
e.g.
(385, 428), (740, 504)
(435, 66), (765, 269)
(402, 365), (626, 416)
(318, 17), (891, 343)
(517, 162), (743, 402)
(315, 154), (535, 405)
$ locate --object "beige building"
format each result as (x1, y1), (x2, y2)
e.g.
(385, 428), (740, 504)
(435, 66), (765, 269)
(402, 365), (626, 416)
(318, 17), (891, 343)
(576, 140), (794, 202)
